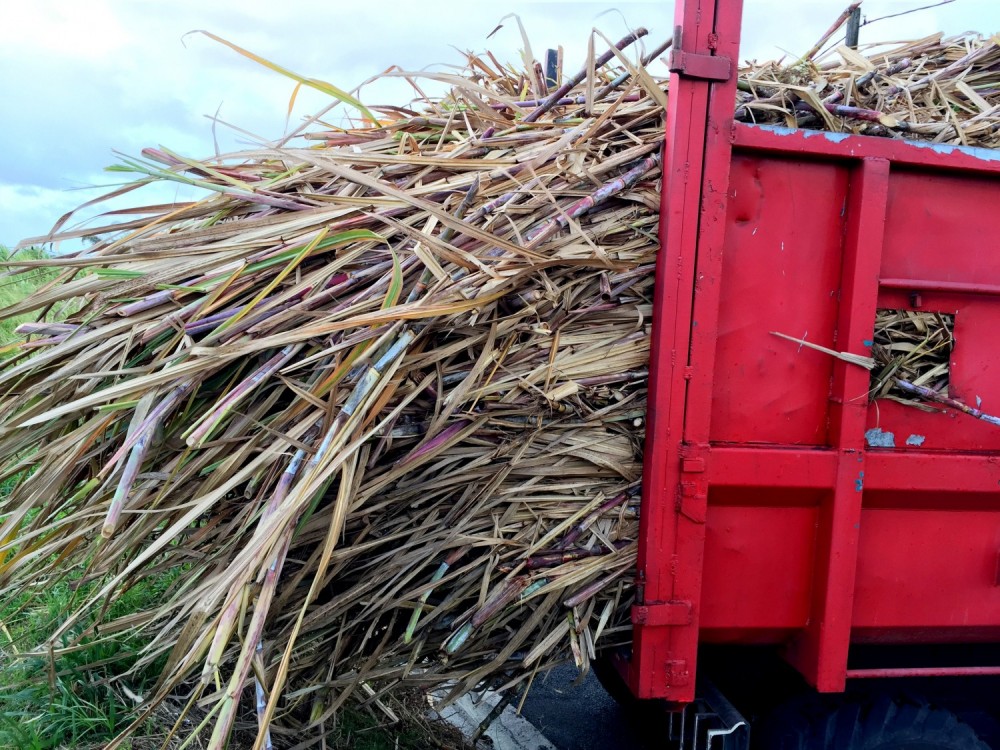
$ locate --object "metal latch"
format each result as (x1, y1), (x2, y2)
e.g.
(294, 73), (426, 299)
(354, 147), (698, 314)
(668, 26), (732, 81)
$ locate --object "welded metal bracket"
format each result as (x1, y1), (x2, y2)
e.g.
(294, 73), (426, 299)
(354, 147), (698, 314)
(632, 599), (694, 626)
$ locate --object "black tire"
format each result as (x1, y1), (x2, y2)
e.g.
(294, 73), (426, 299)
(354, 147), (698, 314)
(754, 695), (991, 750)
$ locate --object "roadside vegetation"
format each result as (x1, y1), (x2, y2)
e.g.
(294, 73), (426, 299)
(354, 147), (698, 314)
(0, 247), (465, 750)
(0, 246), (60, 346)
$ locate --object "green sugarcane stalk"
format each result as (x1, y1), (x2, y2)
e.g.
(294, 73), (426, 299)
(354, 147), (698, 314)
(102, 428), (152, 539)
(404, 545), (470, 643)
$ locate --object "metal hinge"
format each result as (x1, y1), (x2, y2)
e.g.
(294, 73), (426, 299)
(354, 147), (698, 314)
(669, 25), (732, 81)
(632, 599), (693, 627)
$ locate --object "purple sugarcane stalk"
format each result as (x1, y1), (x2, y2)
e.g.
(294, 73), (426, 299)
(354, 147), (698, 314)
(293, 262), (397, 315)
(824, 58), (913, 104)
(140, 296), (210, 343)
(471, 576), (531, 629)
(522, 152), (660, 249)
(15, 322), (84, 336)
(18, 335), (72, 348)
(893, 378), (1000, 426)
(493, 92), (643, 110)
(102, 422), (153, 538)
(557, 489), (635, 549)
(242, 446), (308, 749)
(186, 344), (303, 447)
(522, 28), (648, 123)
(184, 303), (248, 335)
(465, 177), (544, 223)
(98, 381), (195, 479)
(115, 290), (177, 317)
(793, 99), (908, 127)
(393, 419), (472, 469)
(801, 2), (861, 62)
(563, 561), (632, 609)
(253, 641), (273, 750)
(204, 439), (313, 744)
(217, 291), (316, 341)
(516, 541), (629, 571)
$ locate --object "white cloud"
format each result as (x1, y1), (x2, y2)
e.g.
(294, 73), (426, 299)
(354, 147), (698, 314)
(1, 0), (997, 247)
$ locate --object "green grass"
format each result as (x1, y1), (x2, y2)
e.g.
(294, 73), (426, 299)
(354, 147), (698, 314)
(0, 565), (182, 750)
(0, 249), (461, 750)
(0, 245), (61, 346)
(0, 258), (160, 749)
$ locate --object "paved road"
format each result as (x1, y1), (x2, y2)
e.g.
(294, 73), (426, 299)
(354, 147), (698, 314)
(516, 665), (1000, 750)
(517, 665), (657, 750)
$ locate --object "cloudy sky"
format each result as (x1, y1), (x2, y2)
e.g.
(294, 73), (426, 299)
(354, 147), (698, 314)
(1, 0), (995, 250)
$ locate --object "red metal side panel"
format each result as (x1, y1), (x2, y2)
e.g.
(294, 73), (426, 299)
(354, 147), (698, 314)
(867, 170), (1000, 451)
(700, 504), (818, 633)
(637, 6), (1000, 703)
(881, 169), (1000, 285)
(865, 294), (1000, 452)
(853, 508), (1000, 633)
(711, 156), (847, 445)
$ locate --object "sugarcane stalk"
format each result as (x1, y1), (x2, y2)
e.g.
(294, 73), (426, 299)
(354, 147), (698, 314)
(521, 152), (660, 249)
(893, 378), (1000, 426)
(212, 446), (307, 749)
(253, 640), (273, 750)
(185, 343), (303, 447)
(557, 488), (636, 549)
(563, 560), (634, 608)
(15, 322), (86, 336)
(115, 289), (177, 317)
(494, 92), (643, 109)
(102, 427), (152, 538)
(793, 99), (913, 129)
(98, 381), (195, 478)
(522, 28), (648, 123)
(500, 540), (630, 573)
(404, 545), (470, 643)
(800, 3), (861, 62)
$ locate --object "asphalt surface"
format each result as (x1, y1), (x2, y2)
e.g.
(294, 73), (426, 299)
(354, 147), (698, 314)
(516, 664), (1000, 750)
(517, 665), (656, 750)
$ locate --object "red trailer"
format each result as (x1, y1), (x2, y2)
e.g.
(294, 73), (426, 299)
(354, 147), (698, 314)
(614, 0), (1000, 747)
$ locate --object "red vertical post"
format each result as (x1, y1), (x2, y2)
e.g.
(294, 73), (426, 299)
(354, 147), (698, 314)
(785, 157), (890, 691)
(630, 0), (744, 701)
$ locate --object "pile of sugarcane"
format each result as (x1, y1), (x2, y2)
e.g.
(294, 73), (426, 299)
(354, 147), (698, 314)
(740, 26), (1000, 146)
(4, 17), (1000, 750)
(871, 309), (953, 406)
